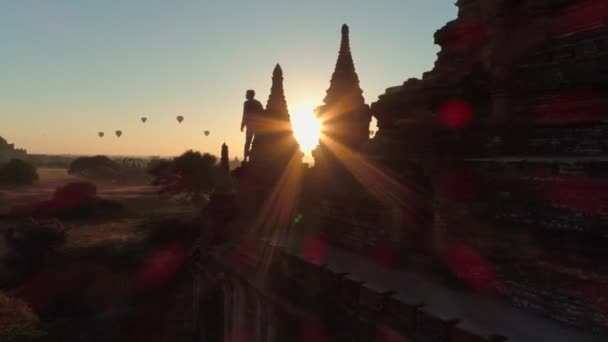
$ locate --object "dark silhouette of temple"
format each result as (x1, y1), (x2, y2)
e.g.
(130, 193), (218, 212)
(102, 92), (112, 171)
(220, 143), (229, 173)
(245, 64), (302, 169)
(201, 3), (608, 341)
(367, 3), (608, 338)
(313, 24), (372, 170)
(0, 136), (27, 163)
(232, 64), (303, 235)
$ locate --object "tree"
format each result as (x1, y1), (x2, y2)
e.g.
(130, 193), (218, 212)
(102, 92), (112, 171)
(53, 181), (97, 207)
(148, 150), (219, 202)
(68, 155), (120, 179)
(0, 159), (39, 185)
(146, 157), (166, 172)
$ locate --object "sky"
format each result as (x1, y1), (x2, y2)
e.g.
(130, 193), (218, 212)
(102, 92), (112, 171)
(1, 0), (456, 159)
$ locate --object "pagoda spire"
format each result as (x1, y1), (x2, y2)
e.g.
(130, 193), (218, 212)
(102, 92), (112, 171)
(265, 63), (290, 121)
(312, 24), (371, 167)
(220, 142), (229, 172)
(248, 63), (301, 165)
(323, 24), (365, 110)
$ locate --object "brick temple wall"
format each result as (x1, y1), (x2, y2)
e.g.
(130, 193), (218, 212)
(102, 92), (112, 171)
(349, 0), (608, 334)
(433, 157), (608, 333)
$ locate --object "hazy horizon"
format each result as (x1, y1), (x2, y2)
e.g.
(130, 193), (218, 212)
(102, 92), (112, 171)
(28, 152), (234, 159)
(1, 1), (456, 159)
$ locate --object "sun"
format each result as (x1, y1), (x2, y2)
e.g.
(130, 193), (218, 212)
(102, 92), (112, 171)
(291, 105), (321, 154)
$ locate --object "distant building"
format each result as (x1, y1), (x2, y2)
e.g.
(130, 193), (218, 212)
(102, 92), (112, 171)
(214, 143), (235, 196)
(220, 143), (230, 173)
(0, 136), (27, 162)
(230, 156), (240, 170)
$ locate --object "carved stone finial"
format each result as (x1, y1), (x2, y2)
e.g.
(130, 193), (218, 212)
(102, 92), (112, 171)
(273, 63), (283, 77)
(266, 63), (289, 120)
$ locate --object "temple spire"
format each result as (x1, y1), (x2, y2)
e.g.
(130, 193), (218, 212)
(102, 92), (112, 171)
(323, 24), (365, 109)
(312, 24), (371, 166)
(220, 142), (229, 172)
(266, 63), (290, 121)
(248, 63), (300, 165)
(340, 24), (350, 57)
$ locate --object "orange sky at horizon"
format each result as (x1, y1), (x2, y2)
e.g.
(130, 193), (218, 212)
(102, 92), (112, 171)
(1, 1), (455, 160)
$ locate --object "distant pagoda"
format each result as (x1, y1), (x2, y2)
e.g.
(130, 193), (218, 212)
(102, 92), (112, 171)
(220, 142), (229, 172)
(214, 142), (234, 196)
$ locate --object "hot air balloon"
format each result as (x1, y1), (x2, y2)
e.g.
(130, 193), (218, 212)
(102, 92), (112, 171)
(115, 130), (122, 138)
(176, 115), (184, 123)
(98, 132), (104, 138)
(141, 117), (147, 123)
(204, 130), (210, 136)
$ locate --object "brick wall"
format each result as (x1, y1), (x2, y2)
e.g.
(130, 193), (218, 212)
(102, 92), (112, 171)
(434, 159), (608, 333)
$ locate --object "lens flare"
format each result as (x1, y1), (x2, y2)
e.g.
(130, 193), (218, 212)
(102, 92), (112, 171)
(291, 105), (321, 154)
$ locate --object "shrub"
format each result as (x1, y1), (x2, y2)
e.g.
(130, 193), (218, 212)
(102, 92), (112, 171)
(0, 159), (38, 186)
(7, 182), (124, 220)
(148, 150), (219, 202)
(35, 182), (123, 219)
(53, 181), (97, 208)
(1, 219), (66, 288)
(68, 156), (120, 179)
(0, 292), (44, 341)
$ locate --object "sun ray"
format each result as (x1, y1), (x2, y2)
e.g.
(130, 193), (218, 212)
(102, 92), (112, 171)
(290, 105), (321, 155)
(229, 148), (305, 282)
(319, 135), (500, 255)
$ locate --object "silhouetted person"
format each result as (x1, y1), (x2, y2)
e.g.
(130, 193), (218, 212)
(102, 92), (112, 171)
(241, 89), (264, 162)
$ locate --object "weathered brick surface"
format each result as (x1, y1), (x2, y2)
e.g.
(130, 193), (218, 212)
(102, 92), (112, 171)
(415, 309), (456, 341)
(451, 325), (500, 342)
(386, 297), (420, 332)
(367, 0), (608, 336)
(514, 125), (608, 156)
(432, 159), (608, 334)
(319, 197), (398, 254)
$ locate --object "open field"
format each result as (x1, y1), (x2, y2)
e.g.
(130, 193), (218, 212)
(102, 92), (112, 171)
(0, 168), (193, 218)
(0, 168), (198, 252)
(0, 168), (201, 341)
(0, 168), (78, 212)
